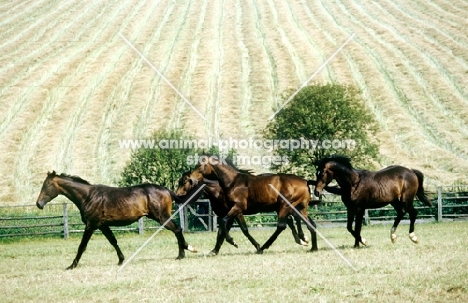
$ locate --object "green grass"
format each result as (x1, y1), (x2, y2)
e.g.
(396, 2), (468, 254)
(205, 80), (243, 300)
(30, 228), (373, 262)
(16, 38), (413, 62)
(1, 221), (467, 302)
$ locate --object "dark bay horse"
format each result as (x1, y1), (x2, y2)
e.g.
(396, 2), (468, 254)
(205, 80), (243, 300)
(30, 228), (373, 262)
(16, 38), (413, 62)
(182, 155), (319, 254)
(36, 171), (197, 269)
(176, 172), (310, 256)
(313, 156), (433, 247)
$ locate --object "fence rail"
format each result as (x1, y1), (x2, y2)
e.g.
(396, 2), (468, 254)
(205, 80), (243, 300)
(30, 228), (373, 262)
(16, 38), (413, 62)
(1, 186), (467, 239)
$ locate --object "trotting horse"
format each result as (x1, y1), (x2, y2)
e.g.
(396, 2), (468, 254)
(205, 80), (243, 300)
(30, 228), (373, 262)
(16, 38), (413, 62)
(36, 171), (197, 269)
(176, 172), (311, 256)
(183, 155), (319, 254)
(313, 155), (433, 247)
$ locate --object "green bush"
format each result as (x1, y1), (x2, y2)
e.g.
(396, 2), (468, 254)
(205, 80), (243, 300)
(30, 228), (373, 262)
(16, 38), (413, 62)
(264, 83), (380, 178)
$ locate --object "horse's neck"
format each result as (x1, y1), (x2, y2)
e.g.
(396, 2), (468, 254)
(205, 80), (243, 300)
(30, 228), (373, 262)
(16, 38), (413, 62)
(211, 164), (238, 189)
(56, 178), (92, 208)
(333, 164), (359, 191)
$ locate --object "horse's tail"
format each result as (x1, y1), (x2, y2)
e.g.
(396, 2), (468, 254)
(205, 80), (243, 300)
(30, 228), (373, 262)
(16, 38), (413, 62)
(412, 169), (433, 207)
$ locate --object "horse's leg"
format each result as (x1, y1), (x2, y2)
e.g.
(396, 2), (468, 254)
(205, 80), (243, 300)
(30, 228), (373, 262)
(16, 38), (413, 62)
(287, 215), (308, 246)
(308, 215), (318, 251)
(235, 214), (261, 252)
(67, 226), (95, 270)
(407, 204), (419, 243)
(295, 215), (309, 244)
(162, 218), (197, 259)
(258, 211), (288, 254)
(99, 225), (124, 265)
(346, 207), (359, 247)
(220, 205), (245, 248)
(286, 216), (308, 246)
(209, 216), (234, 256)
(390, 202), (406, 243)
(354, 208), (367, 247)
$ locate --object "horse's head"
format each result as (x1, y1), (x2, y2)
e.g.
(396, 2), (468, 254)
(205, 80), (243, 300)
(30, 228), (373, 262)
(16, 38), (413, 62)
(176, 171), (196, 196)
(36, 171), (60, 209)
(192, 155), (220, 180)
(314, 164), (334, 197)
(314, 155), (352, 196)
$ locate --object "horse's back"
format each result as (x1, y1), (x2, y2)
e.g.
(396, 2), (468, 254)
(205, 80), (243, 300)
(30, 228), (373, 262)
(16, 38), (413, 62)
(358, 165), (419, 205)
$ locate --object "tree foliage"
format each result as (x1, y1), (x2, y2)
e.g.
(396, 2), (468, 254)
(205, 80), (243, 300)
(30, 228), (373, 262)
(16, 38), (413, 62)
(264, 83), (380, 178)
(118, 130), (225, 190)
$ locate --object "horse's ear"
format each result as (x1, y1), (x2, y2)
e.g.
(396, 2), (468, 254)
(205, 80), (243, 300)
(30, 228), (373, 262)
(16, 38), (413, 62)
(47, 170), (56, 176)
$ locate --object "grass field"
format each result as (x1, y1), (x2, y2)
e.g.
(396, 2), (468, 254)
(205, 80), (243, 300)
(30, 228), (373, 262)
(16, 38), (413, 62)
(1, 221), (467, 302)
(1, 0), (468, 205)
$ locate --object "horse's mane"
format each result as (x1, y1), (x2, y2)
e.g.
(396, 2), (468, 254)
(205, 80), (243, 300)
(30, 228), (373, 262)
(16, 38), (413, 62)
(58, 173), (91, 185)
(197, 154), (254, 175)
(317, 155), (353, 170)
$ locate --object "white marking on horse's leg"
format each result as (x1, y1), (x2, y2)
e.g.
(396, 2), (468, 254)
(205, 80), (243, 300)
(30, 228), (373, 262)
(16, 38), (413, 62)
(390, 227), (397, 243)
(299, 239), (308, 246)
(187, 245), (198, 253)
(409, 232), (418, 244)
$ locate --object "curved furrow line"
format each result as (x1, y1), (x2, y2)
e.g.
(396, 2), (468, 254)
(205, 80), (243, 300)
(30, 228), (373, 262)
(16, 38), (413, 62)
(251, 0), (278, 108)
(211, 0), (225, 140)
(0, 1), (81, 61)
(448, 0), (468, 13)
(166, 0), (209, 132)
(0, 1), (95, 89)
(9, 2), (123, 200)
(285, 1), (336, 79)
(131, 2), (194, 138)
(52, 2), (140, 173)
(0, 0), (39, 29)
(330, 0), (468, 173)
(416, 0), (468, 31)
(197, 1), (223, 138)
(266, 0), (305, 83)
(92, 1), (166, 182)
(322, 1), (441, 159)
(0, 0), (63, 43)
(369, 1), (468, 139)
(350, 0), (468, 159)
(0, 2), (103, 144)
(380, 0), (468, 102)
(235, 0), (254, 136)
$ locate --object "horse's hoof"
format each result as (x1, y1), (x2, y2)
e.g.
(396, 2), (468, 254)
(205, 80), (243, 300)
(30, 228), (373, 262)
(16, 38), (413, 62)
(310, 246), (318, 252)
(187, 245), (197, 253)
(207, 251), (218, 257)
(391, 233), (397, 243)
(360, 237), (368, 246)
(233, 242), (238, 248)
(299, 239), (308, 246)
(409, 232), (418, 244)
(256, 249), (264, 255)
(175, 255), (185, 260)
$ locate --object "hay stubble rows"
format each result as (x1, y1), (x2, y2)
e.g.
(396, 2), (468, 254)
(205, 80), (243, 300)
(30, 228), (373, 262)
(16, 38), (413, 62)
(1, 0), (467, 204)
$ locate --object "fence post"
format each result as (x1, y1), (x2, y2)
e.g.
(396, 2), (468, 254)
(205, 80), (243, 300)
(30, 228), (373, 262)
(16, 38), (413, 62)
(62, 203), (69, 239)
(138, 218), (144, 235)
(179, 204), (188, 232)
(208, 201), (212, 232)
(437, 186), (443, 222)
(213, 214), (218, 232)
(364, 209), (370, 226)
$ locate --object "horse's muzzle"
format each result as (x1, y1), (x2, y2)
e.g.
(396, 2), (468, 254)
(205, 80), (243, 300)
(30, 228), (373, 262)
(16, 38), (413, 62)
(313, 189), (321, 197)
(36, 200), (45, 209)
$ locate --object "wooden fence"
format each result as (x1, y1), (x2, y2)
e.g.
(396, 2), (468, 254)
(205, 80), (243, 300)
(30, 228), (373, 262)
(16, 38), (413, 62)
(1, 186), (467, 239)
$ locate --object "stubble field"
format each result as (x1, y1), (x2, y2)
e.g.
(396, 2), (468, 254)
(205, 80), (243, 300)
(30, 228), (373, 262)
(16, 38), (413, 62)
(1, 0), (468, 204)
